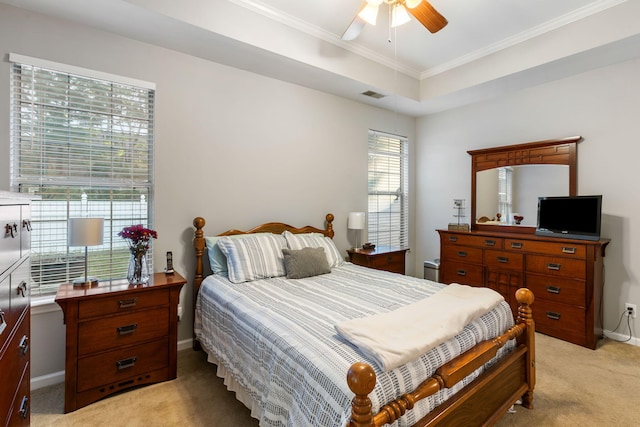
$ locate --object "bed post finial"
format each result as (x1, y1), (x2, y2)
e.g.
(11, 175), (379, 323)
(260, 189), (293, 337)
(347, 362), (376, 427)
(325, 213), (334, 238)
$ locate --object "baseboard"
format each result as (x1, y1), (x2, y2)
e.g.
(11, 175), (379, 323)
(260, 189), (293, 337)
(31, 370), (65, 390)
(178, 337), (194, 351)
(603, 329), (640, 346)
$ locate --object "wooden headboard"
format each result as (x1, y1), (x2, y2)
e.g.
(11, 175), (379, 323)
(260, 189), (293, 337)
(192, 213), (335, 318)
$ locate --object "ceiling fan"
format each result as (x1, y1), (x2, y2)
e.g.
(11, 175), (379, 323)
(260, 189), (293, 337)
(342, 0), (448, 41)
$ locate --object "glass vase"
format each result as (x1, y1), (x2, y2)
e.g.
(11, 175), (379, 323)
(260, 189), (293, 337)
(127, 250), (150, 285)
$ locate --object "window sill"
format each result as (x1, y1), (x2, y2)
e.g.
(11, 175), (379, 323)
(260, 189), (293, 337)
(31, 295), (60, 315)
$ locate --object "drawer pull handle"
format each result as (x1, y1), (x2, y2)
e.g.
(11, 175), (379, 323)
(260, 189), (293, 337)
(510, 242), (523, 249)
(562, 247), (576, 254)
(19, 335), (29, 355)
(497, 256), (509, 263)
(116, 357), (137, 370)
(546, 311), (561, 320)
(456, 269), (467, 276)
(546, 286), (561, 294)
(0, 309), (6, 331)
(16, 281), (28, 297)
(19, 396), (29, 419)
(448, 236), (458, 242)
(547, 263), (561, 271)
(457, 251), (467, 257)
(119, 298), (138, 309)
(386, 256), (393, 262)
(22, 219), (32, 231)
(484, 239), (496, 246)
(117, 324), (138, 335)
(5, 223), (17, 238)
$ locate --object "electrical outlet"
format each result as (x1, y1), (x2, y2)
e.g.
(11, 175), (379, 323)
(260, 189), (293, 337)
(625, 303), (636, 319)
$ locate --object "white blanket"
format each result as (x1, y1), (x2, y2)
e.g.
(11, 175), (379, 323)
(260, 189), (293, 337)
(334, 283), (505, 371)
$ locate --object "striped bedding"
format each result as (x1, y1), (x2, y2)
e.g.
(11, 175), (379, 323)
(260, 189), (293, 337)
(194, 263), (515, 427)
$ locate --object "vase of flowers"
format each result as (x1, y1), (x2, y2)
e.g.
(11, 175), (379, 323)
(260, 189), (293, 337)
(119, 224), (157, 285)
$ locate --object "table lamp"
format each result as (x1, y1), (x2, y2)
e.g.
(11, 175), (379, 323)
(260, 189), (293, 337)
(68, 217), (104, 287)
(347, 212), (365, 249)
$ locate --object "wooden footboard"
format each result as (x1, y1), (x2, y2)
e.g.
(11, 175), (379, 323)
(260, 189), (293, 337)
(347, 288), (535, 427)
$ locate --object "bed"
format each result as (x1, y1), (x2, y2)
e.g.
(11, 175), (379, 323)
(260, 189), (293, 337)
(192, 214), (535, 426)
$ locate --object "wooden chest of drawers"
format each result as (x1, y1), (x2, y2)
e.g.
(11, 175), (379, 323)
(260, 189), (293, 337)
(347, 246), (408, 275)
(1, 193), (32, 427)
(438, 229), (609, 349)
(55, 272), (185, 412)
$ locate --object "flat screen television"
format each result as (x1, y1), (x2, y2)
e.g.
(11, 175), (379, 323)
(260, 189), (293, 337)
(535, 195), (602, 241)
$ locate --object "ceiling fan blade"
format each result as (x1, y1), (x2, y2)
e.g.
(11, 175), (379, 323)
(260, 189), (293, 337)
(407, 0), (448, 33)
(342, 15), (366, 41)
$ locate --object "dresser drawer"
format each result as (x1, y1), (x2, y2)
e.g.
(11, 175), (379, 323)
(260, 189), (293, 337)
(442, 233), (503, 249)
(526, 273), (586, 307)
(442, 245), (483, 264)
(485, 250), (524, 271)
(534, 299), (586, 345)
(78, 289), (169, 319)
(10, 258), (30, 323)
(505, 239), (586, 259)
(78, 307), (170, 356)
(5, 362), (30, 427)
(0, 205), (21, 276)
(441, 262), (484, 286)
(526, 255), (586, 279)
(77, 338), (169, 392)
(0, 316), (30, 420)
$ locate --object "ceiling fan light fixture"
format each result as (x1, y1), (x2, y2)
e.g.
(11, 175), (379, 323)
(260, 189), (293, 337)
(405, 0), (422, 9)
(391, 4), (411, 28)
(358, 3), (380, 26)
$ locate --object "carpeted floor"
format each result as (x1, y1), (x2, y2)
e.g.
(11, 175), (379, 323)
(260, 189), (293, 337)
(31, 333), (640, 426)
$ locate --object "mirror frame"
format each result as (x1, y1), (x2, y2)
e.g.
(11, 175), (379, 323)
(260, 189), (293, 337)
(468, 136), (582, 234)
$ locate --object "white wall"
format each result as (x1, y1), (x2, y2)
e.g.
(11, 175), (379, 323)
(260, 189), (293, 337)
(416, 57), (640, 343)
(0, 4), (416, 383)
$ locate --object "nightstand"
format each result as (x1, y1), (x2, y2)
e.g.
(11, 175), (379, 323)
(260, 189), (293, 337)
(347, 246), (409, 275)
(55, 272), (186, 413)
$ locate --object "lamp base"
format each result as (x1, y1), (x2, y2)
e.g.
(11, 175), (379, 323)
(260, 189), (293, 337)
(72, 277), (99, 287)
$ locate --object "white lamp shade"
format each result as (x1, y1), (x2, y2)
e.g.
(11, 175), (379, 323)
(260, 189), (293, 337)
(68, 218), (104, 247)
(348, 212), (366, 230)
(391, 4), (411, 27)
(358, 3), (379, 25)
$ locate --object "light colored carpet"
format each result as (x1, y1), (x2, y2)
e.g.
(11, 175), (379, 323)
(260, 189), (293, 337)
(32, 333), (640, 426)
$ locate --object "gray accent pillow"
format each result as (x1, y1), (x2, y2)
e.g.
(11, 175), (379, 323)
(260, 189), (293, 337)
(282, 247), (331, 279)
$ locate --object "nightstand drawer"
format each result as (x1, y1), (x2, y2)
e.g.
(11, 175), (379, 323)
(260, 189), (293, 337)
(526, 273), (585, 307)
(77, 338), (168, 392)
(78, 289), (169, 319)
(78, 307), (170, 356)
(0, 316), (30, 418)
(368, 253), (405, 273)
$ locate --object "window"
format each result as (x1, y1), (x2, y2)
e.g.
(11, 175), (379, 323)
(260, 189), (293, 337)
(367, 130), (408, 248)
(9, 54), (155, 297)
(498, 167), (513, 221)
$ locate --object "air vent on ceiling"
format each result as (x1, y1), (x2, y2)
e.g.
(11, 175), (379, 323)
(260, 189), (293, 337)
(361, 90), (386, 99)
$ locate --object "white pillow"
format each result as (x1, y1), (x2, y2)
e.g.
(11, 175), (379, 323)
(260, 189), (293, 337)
(282, 230), (344, 268)
(216, 234), (287, 283)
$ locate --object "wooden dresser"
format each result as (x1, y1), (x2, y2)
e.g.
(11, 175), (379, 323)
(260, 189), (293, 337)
(1, 193), (32, 426)
(347, 246), (408, 275)
(55, 272), (186, 412)
(438, 229), (609, 349)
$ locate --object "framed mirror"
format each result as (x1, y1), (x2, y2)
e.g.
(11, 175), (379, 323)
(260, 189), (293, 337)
(468, 136), (581, 233)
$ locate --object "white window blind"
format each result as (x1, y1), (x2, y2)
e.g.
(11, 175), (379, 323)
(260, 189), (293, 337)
(367, 130), (409, 248)
(9, 56), (155, 297)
